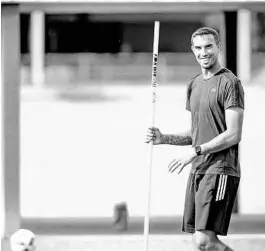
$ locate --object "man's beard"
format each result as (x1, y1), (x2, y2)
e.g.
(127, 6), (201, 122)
(202, 63), (214, 70)
(201, 58), (216, 69)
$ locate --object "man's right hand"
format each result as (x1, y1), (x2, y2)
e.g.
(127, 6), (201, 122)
(145, 127), (163, 145)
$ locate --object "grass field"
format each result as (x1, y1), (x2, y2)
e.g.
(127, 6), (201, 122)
(3, 233), (265, 251)
(20, 82), (265, 218)
(15, 81), (265, 251)
(30, 234), (265, 251)
(20, 83), (192, 218)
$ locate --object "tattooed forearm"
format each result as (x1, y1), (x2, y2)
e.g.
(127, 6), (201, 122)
(161, 132), (192, 146)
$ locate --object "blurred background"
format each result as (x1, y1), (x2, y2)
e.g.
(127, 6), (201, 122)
(1, 0), (265, 245)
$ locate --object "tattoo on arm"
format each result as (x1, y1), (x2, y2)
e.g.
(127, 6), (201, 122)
(161, 132), (192, 146)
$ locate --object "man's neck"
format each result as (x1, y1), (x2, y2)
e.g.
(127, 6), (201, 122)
(201, 62), (223, 80)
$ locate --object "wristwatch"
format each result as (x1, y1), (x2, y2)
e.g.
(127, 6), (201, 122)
(194, 145), (202, 156)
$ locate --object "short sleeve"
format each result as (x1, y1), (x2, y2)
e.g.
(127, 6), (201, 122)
(223, 78), (244, 110)
(186, 81), (193, 111)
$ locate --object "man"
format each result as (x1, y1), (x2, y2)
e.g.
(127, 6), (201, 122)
(145, 27), (244, 251)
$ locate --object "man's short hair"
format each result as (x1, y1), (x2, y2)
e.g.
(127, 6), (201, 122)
(191, 27), (220, 46)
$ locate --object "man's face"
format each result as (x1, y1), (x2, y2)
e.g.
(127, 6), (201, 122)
(191, 34), (221, 69)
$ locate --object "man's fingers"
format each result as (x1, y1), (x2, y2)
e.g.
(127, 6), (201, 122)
(168, 159), (185, 174)
(147, 131), (155, 137)
(168, 159), (180, 173)
(177, 164), (185, 174)
(147, 128), (156, 136)
(145, 128), (156, 143)
(168, 159), (177, 169)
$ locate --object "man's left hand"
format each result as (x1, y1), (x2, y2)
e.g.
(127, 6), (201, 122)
(168, 149), (197, 174)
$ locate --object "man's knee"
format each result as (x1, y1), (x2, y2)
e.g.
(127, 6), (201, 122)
(193, 230), (218, 251)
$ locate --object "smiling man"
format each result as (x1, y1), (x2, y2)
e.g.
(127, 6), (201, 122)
(145, 27), (244, 251)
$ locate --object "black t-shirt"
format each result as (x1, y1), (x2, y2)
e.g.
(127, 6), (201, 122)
(186, 68), (244, 177)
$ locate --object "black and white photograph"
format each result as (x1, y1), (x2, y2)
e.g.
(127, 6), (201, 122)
(1, 0), (265, 250)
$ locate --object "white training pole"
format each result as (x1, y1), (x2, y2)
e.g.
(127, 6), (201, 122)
(143, 21), (160, 251)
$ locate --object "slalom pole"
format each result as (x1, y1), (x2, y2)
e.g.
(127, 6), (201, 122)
(143, 21), (160, 251)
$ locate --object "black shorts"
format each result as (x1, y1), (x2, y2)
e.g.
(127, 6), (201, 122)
(182, 173), (240, 236)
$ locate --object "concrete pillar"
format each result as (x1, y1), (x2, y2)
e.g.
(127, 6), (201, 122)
(219, 12), (226, 67)
(237, 9), (252, 83)
(1, 4), (21, 240)
(30, 10), (45, 87)
(204, 13), (226, 67)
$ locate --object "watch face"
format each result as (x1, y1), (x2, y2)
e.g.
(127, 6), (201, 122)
(195, 146), (201, 155)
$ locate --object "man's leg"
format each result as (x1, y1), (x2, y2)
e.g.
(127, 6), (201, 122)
(192, 230), (233, 251)
(182, 173), (196, 234)
(192, 233), (197, 251)
(192, 174), (240, 250)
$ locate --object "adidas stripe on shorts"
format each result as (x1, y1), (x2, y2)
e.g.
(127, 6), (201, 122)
(182, 173), (240, 236)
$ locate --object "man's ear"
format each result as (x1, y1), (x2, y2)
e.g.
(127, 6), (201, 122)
(191, 46), (195, 54)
